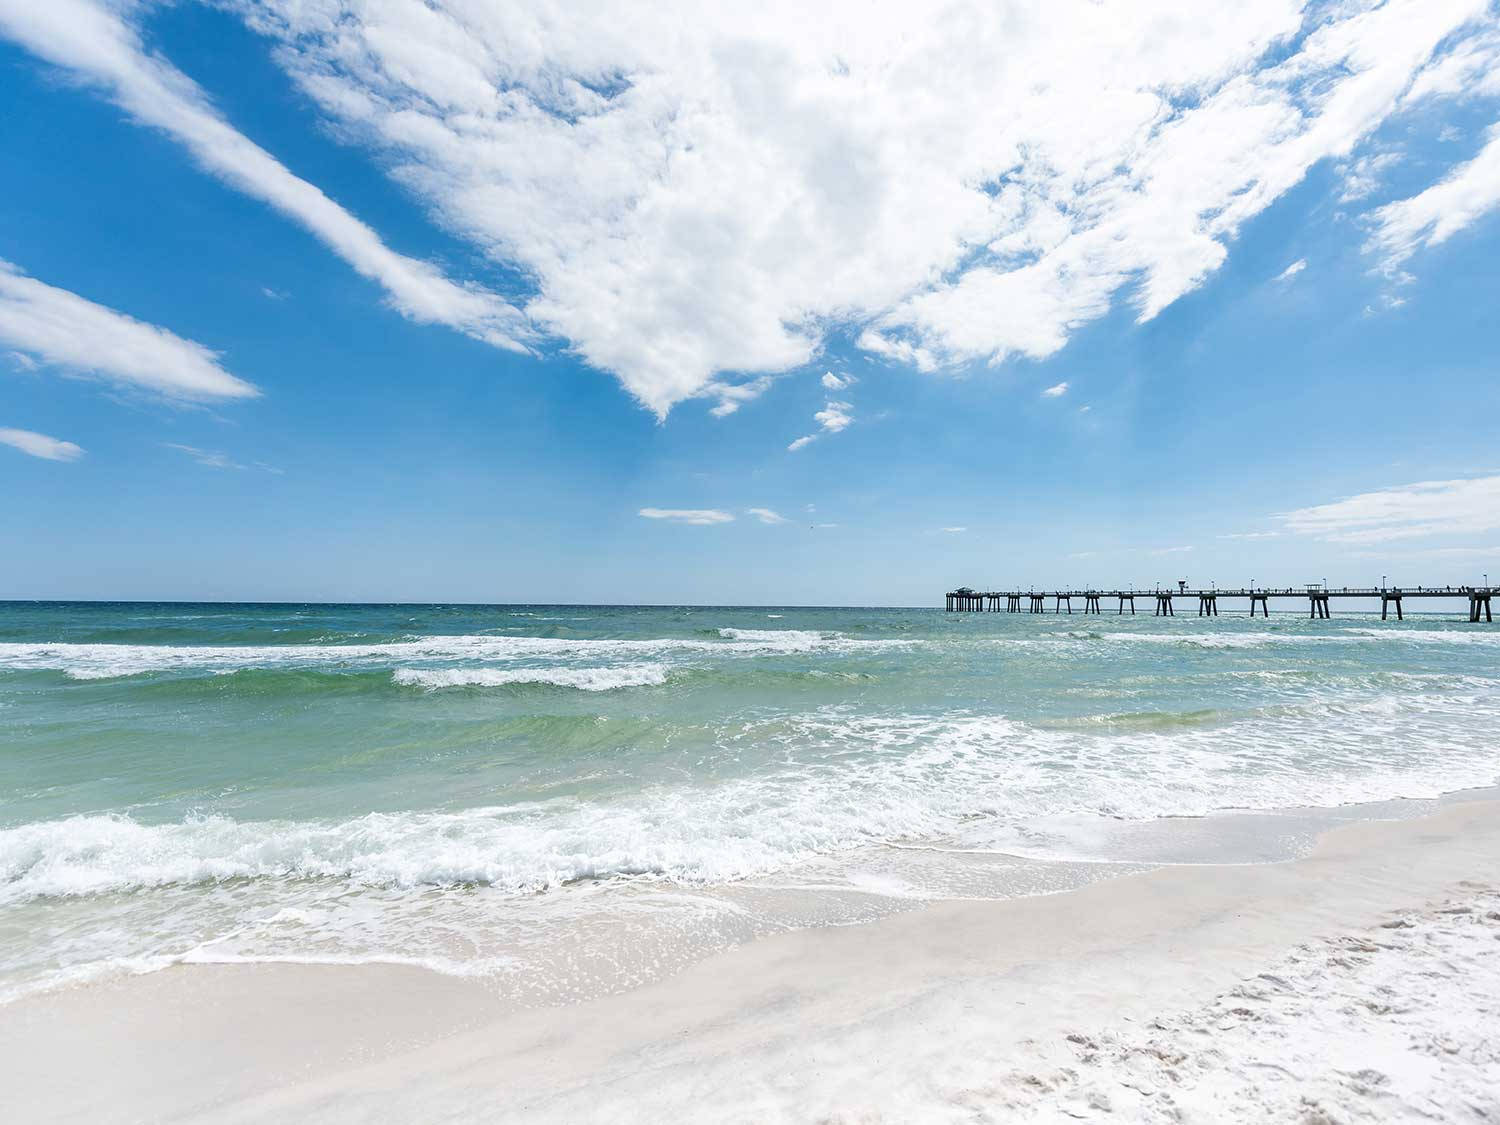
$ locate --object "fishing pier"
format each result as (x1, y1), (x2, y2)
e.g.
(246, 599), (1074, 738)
(945, 584), (1496, 622)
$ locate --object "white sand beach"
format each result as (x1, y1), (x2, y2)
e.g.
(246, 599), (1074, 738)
(4, 798), (1498, 1123)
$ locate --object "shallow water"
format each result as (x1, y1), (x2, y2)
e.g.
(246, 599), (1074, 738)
(2, 601), (1497, 1002)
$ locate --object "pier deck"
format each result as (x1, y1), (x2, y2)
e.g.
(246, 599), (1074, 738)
(944, 585), (1496, 621)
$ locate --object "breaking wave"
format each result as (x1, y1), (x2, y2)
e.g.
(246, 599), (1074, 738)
(392, 664), (670, 691)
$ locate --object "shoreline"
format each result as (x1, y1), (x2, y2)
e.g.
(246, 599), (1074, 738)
(5, 796), (1499, 1121)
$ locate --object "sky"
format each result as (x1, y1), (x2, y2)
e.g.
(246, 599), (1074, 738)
(1, 0), (1499, 605)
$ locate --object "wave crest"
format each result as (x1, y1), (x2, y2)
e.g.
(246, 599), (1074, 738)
(392, 664), (669, 691)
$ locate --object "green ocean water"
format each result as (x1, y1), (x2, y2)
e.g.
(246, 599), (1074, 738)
(2, 601), (1498, 1001)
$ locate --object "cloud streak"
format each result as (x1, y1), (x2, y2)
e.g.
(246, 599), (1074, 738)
(0, 260), (255, 400)
(638, 507), (734, 525)
(1280, 475), (1500, 543)
(0, 0), (531, 355)
(746, 507), (790, 525)
(1367, 125), (1500, 276)
(0, 426), (83, 461)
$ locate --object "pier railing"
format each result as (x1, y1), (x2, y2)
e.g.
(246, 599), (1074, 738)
(944, 585), (1496, 621)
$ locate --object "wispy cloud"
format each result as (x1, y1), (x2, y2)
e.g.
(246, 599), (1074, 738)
(706, 375), (773, 418)
(0, 260), (255, 401)
(787, 435), (817, 453)
(164, 443), (240, 469)
(163, 443), (283, 473)
(1217, 530), (1284, 540)
(1273, 258), (1306, 282)
(1149, 545), (1195, 555)
(0, 0), (531, 356)
(856, 330), (936, 374)
(1041, 382), (1069, 398)
(746, 507), (790, 525)
(821, 371), (855, 391)
(0, 426), (83, 461)
(1338, 152), (1401, 202)
(941, 526), (967, 533)
(1280, 474), (1500, 543)
(1367, 125), (1500, 279)
(638, 507), (734, 525)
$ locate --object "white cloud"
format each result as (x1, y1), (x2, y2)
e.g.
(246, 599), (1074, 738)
(746, 507), (790, 524)
(0, 260), (256, 400)
(1401, 25), (1500, 104)
(1367, 125), (1500, 276)
(202, 0), (1496, 415)
(638, 507), (734, 525)
(705, 376), (774, 417)
(5, 350), (37, 371)
(814, 400), (853, 433)
(856, 330), (937, 374)
(941, 526), (967, 533)
(1280, 475), (1500, 543)
(789, 397), (854, 450)
(0, 426), (83, 461)
(9, 1), (1494, 415)
(0, 0), (531, 355)
(821, 371), (854, 390)
(1338, 152), (1401, 202)
(1273, 258), (1306, 282)
(1217, 530), (1284, 540)
(1041, 382), (1069, 398)
(1150, 545), (1196, 555)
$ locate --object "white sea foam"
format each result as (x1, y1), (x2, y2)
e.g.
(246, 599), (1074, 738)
(717, 627), (830, 645)
(393, 665), (669, 691)
(0, 632), (903, 679)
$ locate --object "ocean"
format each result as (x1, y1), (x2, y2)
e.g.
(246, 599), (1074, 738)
(2, 601), (1497, 1005)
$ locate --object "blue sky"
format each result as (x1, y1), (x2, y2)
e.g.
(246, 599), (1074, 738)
(2, 0), (1499, 605)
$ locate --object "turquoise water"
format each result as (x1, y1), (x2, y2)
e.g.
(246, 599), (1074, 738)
(2, 601), (1498, 1001)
